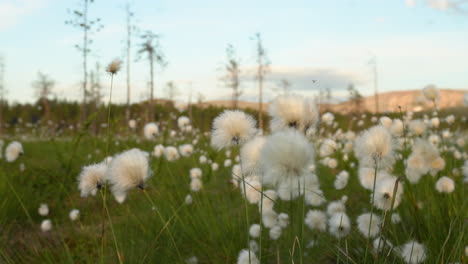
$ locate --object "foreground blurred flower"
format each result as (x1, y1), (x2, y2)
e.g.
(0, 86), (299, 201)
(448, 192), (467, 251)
(5, 141), (23, 162)
(240, 136), (266, 175)
(78, 163), (107, 197)
(211, 110), (257, 150)
(260, 130), (318, 200)
(106, 149), (152, 203)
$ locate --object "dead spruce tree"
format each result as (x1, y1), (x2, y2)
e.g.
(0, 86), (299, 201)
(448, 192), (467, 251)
(65, 0), (103, 123)
(0, 55), (5, 134)
(137, 30), (167, 120)
(32, 72), (55, 122)
(253, 32), (270, 130)
(221, 44), (242, 109)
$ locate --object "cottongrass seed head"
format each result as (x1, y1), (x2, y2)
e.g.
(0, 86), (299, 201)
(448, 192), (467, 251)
(268, 94), (318, 133)
(435, 176), (454, 193)
(106, 148), (152, 203)
(240, 136), (266, 175)
(357, 213), (381, 238)
(41, 219), (52, 232)
(400, 240), (426, 264)
(69, 209), (80, 221)
(354, 125), (395, 168)
(237, 248), (259, 264)
(260, 130), (316, 200)
(211, 110), (257, 150)
(328, 212), (351, 238)
(38, 203), (49, 216)
(143, 122), (159, 140)
(5, 141), (23, 162)
(78, 163), (107, 197)
(372, 175), (404, 210)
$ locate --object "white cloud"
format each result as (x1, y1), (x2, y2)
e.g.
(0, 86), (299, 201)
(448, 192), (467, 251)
(406, 0), (416, 7)
(0, 0), (49, 31)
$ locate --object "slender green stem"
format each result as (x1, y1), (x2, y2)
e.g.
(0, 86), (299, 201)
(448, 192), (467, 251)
(142, 189), (183, 262)
(364, 157), (379, 263)
(100, 190), (123, 264)
(238, 153), (251, 264)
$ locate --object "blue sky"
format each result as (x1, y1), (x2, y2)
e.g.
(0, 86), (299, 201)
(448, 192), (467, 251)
(1, 0), (468, 104)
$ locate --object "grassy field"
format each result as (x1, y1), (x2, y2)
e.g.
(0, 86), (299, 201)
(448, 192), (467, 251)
(0, 106), (467, 264)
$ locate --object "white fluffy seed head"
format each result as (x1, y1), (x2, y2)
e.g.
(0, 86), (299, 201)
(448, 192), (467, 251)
(277, 213), (289, 228)
(143, 122), (159, 139)
(435, 176), (454, 193)
(408, 120), (426, 136)
(357, 213), (381, 238)
(185, 194), (193, 205)
(305, 210), (327, 232)
(269, 225), (282, 240)
(334, 170), (349, 190)
(153, 144), (164, 157)
(249, 224), (261, 238)
(328, 213), (351, 238)
(354, 125), (394, 168)
(423, 84), (439, 101)
(401, 240), (426, 264)
(240, 175), (262, 204)
(41, 219), (52, 232)
(164, 146), (180, 161)
(262, 210), (278, 228)
(178, 144), (194, 157)
(5, 141), (23, 162)
(211, 110), (257, 150)
(190, 178), (203, 192)
(372, 176), (403, 210)
(177, 116), (190, 129)
(190, 168), (202, 179)
(38, 203), (49, 216)
(260, 130), (316, 200)
(69, 209), (80, 221)
(106, 149), (151, 203)
(78, 163), (107, 197)
(240, 136), (267, 175)
(237, 249), (259, 264)
(269, 94), (318, 133)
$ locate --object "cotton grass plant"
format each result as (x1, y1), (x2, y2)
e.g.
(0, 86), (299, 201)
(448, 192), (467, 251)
(0, 88), (467, 263)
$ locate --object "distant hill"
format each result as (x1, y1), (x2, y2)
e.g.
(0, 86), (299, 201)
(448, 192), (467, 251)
(198, 89), (467, 113)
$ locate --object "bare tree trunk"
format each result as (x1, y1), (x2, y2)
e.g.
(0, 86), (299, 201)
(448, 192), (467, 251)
(149, 55), (154, 120)
(374, 61), (379, 113)
(43, 98), (50, 122)
(0, 100), (3, 135)
(258, 68), (263, 130)
(81, 0), (89, 123)
(125, 4), (132, 121)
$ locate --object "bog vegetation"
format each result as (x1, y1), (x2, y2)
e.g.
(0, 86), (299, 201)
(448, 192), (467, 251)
(0, 85), (467, 264)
